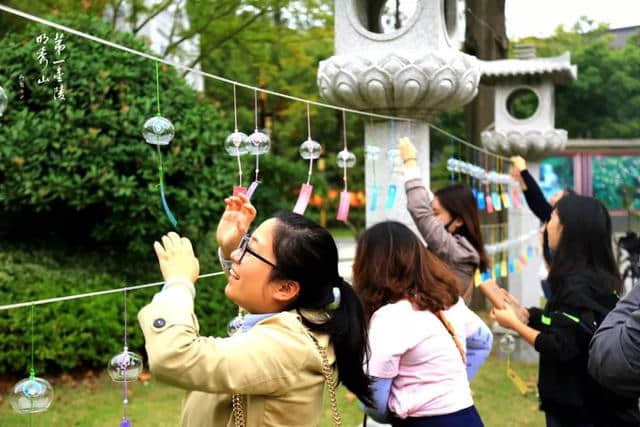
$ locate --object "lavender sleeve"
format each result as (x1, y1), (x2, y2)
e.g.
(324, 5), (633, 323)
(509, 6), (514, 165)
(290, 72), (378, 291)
(361, 376), (394, 423)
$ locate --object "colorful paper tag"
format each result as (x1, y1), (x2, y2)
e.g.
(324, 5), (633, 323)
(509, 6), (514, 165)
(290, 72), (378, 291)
(232, 185), (247, 196)
(527, 245), (534, 259)
(492, 191), (502, 211)
(385, 184), (397, 209)
(494, 263), (501, 278)
(515, 259), (522, 273)
(369, 185), (379, 212)
(486, 194), (494, 213)
(472, 188), (478, 200)
(520, 251), (528, 266)
(501, 259), (508, 278)
(293, 183), (313, 215)
(481, 269), (491, 282)
(246, 181), (260, 199)
(474, 269), (483, 286)
(336, 190), (351, 222)
(512, 188), (522, 209)
(501, 192), (511, 209)
(477, 191), (486, 211)
(508, 258), (515, 274)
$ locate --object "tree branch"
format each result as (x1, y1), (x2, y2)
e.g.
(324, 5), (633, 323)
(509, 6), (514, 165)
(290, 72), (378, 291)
(133, 0), (173, 34)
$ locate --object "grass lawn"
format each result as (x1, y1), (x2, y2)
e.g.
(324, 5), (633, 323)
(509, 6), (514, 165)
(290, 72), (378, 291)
(0, 355), (543, 426)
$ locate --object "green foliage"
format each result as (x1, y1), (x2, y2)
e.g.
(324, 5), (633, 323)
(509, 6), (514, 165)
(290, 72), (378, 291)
(0, 14), (311, 253)
(0, 242), (237, 376)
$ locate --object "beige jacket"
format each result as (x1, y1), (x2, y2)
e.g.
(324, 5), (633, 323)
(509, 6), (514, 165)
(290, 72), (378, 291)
(138, 285), (335, 427)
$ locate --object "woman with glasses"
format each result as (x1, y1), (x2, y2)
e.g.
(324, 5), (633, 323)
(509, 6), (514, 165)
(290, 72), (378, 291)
(138, 193), (372, 426)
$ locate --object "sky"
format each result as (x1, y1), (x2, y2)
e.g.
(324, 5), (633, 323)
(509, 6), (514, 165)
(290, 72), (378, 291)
(389, 0), (639, 40)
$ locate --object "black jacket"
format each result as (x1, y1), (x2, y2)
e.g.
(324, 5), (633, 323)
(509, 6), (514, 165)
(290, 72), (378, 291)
(528, 272), (640, 426)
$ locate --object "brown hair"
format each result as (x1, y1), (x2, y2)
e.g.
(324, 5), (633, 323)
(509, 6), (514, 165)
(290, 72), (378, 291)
(435, 184), (489, 271)
(352, 221), (460, 319)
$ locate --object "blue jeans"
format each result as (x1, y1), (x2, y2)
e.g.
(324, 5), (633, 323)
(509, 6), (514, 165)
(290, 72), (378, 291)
(545, 412), (594, 427)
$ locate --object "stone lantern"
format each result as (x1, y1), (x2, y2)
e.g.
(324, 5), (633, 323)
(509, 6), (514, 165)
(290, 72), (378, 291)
(317, 0), (480, 229)
(480, 46), (577, 362)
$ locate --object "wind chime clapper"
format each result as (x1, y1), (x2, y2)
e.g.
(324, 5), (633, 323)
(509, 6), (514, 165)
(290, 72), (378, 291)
(108, 289), (143, 427)
(9, 304), (54, 414)
(245, 89), (271, 199)
(336, 110), (356, 222)
(293, 103), (322, 215)
(143, 61), (178, 228)
(225, 84), (251, 196)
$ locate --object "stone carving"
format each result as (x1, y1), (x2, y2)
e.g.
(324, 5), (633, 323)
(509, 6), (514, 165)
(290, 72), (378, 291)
(317, 50), (480, 119)
(481, 129), (567, 159)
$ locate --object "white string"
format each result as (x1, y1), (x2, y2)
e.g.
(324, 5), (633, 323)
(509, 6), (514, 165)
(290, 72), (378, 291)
(232, 84), (243, 186)
(305, 103), (313, 185)
(253, 89), (260, 182)
(0, 3), (510, 163)
(0, 272), (225, 311)
(341, 109), (348, 191)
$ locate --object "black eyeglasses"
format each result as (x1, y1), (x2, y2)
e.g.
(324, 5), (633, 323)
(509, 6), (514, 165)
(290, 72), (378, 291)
(237, 234), (278, 269)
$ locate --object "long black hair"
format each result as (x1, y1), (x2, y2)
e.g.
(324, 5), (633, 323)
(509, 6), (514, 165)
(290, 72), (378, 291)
(434, 184), (489, 271)
(548, 194), (623, 295)
(269, 212), (373, 405)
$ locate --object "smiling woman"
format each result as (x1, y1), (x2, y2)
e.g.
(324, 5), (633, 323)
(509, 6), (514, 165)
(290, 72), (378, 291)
(137, 194), (372, 427)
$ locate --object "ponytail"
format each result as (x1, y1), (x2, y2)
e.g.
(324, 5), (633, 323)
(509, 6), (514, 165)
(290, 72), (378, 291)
(270, 212), (373, 405)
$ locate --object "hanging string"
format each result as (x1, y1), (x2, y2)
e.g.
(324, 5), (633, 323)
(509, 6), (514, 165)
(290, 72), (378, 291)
(253, 89), (260, 183)
(232, 84), (243, 187)
(306, 103), (314, 185)
(30, 303), (35, 379)
(0, 272), (225, 312)
(122, 289), (129, 422)
(154, 62), (178, 228)
(342, 110), (348, 192)
(0, 4), (511, 163)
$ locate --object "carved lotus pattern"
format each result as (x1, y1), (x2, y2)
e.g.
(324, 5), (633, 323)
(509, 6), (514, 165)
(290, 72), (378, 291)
(317, 50), (480, 119)
(481, 129), (567, 159)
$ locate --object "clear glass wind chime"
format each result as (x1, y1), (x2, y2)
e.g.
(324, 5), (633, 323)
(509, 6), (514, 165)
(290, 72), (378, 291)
(9, 304), (54, 415)
(142, 62), (178, 228)
(246, 89), (271, 199)
(385, 120), (403, 209)
(293, 103), (321, 215)
(108, 289), (143, 427)
(336, 110), (356, 222)
(225, 84), (250, 196)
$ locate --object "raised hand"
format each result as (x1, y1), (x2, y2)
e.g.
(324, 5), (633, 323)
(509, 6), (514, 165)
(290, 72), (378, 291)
(398, 137), (417, 167)
(216, 193), (257, 258)
(154, 232), (200, 284)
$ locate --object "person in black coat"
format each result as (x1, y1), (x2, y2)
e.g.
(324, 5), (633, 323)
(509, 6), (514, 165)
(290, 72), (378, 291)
(491, 194), (640, 427)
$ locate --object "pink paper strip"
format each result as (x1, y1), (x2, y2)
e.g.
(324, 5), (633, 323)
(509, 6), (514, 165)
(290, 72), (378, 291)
(293, 183), (313, 215)
(232, 186), (247, 196)
(336, 191), (351, 222)
(485, 194), (494, 213)
(512, 188), (522, 209)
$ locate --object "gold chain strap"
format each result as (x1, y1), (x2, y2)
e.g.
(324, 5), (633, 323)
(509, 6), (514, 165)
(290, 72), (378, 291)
(229, 334), (342, 427)
(231, 393), (245, 427)
(309, 334), (342, 427)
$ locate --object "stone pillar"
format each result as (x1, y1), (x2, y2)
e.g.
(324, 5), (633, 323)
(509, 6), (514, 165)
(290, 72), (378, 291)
(318, 0), (480, 231)
(479, 48), (577, 362)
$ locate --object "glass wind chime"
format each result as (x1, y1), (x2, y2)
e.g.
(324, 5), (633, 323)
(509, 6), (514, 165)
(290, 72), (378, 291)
(336, 110), (356, 222)
(142, 62), (178, 228)
(108, 289), (143, 427)
(365, 124), (380, 212)
(246, 89), (271, 199)
(225, 84), (250, 196)
(500, 333), (534, 395)
(9, 304), (54, 415)
(293, 103), (321, 215)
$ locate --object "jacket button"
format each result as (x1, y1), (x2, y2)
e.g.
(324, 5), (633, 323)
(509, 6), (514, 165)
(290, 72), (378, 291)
(153, 318), (166, 328)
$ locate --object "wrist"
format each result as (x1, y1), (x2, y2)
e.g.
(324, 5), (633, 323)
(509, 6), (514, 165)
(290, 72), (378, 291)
(163, 276), (196, 298)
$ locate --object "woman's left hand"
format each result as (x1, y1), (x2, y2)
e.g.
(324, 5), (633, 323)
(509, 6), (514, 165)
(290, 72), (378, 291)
(154, 232), (200, 284)
(490, 304), (522, 330)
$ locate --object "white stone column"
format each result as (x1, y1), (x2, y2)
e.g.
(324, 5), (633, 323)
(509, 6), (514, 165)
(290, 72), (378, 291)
(507, 162), (542, 363)
(365, 120), (430, 229)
